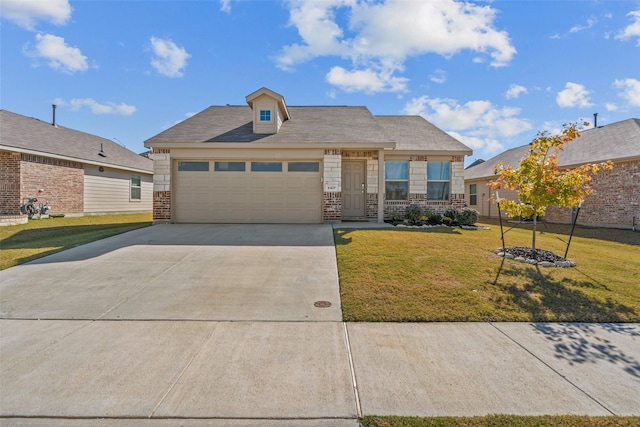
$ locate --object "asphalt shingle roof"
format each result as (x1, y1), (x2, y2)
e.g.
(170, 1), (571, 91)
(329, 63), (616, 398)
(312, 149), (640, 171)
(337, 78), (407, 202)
(465, 118), (640, 180)
(1, 110), (153, 172)
(145, 105), (392, 144)
(145, 105), (472, 154)
(375, 115), (472, 153)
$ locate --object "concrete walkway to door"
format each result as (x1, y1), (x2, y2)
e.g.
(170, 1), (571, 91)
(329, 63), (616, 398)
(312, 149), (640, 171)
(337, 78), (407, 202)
(1, 224), (639, 426)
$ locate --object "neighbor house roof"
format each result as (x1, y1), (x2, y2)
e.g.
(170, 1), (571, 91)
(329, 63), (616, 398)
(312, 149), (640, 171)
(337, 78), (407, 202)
(0, 110), (153, 173)
(145, 105), (472, 154)
(465, 118), (640, 180)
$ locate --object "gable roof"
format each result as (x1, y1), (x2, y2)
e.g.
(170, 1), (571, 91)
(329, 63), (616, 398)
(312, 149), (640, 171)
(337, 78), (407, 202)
(145, 105), (472, 154)
(375, 115), (472, 155)
(145, 105), (395, 147)
(0, 110), (153, 173)
(465, 118), (640, 180)
(245, 87), (290, 121)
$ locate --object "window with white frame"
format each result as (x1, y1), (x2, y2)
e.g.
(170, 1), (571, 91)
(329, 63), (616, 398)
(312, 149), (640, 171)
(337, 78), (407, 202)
(469, 184), (477, 205)
(385, 161), (408, 200)
(259, 110), (271, 121)
(427, 161), (450, 201)
(130, 175), (141, 200)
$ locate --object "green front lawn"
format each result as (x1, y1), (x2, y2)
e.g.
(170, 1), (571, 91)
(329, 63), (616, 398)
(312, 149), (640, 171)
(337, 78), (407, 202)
(335, 222), (640, 322)
(362, 415), (640, 427)
(0, 213), (152, 270)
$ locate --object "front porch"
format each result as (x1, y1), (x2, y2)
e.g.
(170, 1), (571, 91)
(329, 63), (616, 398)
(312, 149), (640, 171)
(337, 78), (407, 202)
(321, 149), (466, 224)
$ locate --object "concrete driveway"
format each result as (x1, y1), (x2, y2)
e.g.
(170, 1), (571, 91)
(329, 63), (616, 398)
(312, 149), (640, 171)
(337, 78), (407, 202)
(1, 224), (639, 425)
(0, 224), (342, 321)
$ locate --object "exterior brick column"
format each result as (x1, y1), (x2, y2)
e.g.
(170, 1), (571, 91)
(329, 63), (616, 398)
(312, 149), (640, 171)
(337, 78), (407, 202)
(323, 149), (342, 222)
(152, 149), (171, 222)
(0, 151), (21, 215)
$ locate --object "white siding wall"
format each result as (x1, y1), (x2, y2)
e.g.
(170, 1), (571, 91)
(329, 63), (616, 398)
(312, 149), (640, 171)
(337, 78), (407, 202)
(84, 165), (152, 213)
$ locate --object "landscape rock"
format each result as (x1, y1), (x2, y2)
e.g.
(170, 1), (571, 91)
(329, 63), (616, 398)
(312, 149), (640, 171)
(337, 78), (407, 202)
(495, 246), (576, 268)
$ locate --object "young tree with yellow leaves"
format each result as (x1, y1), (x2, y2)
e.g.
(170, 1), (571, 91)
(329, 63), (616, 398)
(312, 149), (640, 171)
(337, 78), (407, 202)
(489, 123), (613, 256)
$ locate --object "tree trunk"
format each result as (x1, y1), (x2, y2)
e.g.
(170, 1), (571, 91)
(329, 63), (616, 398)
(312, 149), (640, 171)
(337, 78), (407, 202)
(532, 212), (537, 258)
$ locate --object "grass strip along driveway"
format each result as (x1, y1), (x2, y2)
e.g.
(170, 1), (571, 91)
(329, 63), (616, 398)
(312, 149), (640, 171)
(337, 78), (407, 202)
(0, 213), (152, 270)
(361, 415), (640, 427)
(335, 221), (640, 322)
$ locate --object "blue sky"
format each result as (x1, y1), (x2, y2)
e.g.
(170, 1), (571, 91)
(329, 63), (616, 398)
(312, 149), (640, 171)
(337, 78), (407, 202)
(1, 0), (639, 165)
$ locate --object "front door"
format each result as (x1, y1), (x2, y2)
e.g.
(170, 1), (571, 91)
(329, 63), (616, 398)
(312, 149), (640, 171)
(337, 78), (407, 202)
(342, 160), (366, 218)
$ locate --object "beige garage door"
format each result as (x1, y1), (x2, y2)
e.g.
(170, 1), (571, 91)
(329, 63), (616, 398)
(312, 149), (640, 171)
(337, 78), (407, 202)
(173, 160), (322, 223)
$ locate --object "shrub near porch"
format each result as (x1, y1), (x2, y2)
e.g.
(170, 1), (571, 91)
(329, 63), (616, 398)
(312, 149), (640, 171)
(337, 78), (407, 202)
(334, 224), (640, 322)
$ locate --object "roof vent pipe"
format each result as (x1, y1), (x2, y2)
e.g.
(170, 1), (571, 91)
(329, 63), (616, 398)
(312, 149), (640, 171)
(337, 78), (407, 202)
(593, 113), (598, 128)
(52, 104), (57, 126)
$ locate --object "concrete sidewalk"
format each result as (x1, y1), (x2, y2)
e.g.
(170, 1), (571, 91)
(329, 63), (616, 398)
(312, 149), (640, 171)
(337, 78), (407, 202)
(1, 224), (639, 425)
(1, 320), (638, 425)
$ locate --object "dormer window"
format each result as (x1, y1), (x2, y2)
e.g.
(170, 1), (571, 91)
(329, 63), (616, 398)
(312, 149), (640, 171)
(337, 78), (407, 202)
(259, 110), (271, 122)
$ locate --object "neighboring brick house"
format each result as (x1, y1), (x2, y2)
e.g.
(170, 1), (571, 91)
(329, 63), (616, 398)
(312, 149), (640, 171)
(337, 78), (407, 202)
(0, 109), (153, 218)
(464, 118), (640, 229)
(144, 87), (472, 224)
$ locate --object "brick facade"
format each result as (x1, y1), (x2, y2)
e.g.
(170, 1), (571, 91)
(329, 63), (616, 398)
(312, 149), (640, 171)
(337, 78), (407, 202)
(322, 150), (467, 222)
(0, 150), (84, 215)
(544, 160), (640, 229)
(20, 154), (84, 214)
(322, 192), (342, 222)
(151, 149), (172, 222)
(153, 191), (172, 222)
(150, 146), (469, 224)
(0, 150), (21, 215)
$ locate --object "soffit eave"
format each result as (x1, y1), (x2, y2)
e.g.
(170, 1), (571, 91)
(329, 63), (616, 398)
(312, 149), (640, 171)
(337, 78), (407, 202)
(144, 141), (397, 149)
(1, 145), (153, 175)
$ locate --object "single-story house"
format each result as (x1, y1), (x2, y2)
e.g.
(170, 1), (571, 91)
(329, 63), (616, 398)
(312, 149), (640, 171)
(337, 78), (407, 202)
(464, 118), (640, 229)
(143, 87), (472, 224)
(0, 109), (153, 219)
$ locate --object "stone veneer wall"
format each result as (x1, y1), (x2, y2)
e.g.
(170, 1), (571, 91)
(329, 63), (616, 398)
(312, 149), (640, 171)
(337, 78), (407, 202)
(152, 148), (172, 222)
(322, 151), (467, 222)
(383, 156), (466, 219)
(322, 149), (342, 222)
(544, 159), (640, 229)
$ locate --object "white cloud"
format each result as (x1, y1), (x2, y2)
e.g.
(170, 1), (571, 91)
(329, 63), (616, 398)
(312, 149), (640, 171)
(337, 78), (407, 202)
(505, 84), (527, 99)
(326, 65), (408, 93)
(605, 103), (618, 112)
(614, 78), (640, 106)
(55, 98), (136, 115)
(404, 95), (531, 157)
(556, 82), (594, 108)
(25, 33), (88, 73)
(616, 9), (640, 46)
(429, 69), (447, 84)
(220, 0), (232, 13)
(569, 17), (597, 33)
(277, 0), (516, 93)
(0, 0), (71, 30)
(149, 36), (190, 78)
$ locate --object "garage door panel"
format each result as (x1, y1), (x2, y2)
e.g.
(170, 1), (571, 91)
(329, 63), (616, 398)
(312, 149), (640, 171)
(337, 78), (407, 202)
(174, 160), (321, 223)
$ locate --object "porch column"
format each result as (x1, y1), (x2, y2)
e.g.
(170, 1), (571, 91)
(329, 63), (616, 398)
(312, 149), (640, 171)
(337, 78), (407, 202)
(377, 149), (385, 223)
